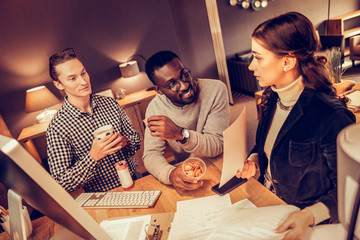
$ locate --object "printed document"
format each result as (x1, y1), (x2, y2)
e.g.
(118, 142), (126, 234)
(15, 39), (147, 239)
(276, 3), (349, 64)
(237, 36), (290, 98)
(220, 107), (248, 187)
(208, 204), (299, 240)
(168, 194), (232, 240)
(346, 90), (360, 109)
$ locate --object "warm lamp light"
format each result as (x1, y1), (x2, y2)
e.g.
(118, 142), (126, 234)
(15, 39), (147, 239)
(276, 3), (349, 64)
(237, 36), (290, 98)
(25, 86), (60, 123)
(119, 60), (140, 78)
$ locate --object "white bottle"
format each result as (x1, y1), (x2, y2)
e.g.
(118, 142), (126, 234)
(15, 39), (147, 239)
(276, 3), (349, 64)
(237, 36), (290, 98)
(115, 161), (134, 190)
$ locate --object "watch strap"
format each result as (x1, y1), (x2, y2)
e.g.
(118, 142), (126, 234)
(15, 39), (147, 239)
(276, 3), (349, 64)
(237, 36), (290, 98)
(177, 128), (189, 144)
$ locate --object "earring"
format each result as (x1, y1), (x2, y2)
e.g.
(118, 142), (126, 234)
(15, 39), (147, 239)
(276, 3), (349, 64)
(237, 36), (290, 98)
(284, 67), (287, 72)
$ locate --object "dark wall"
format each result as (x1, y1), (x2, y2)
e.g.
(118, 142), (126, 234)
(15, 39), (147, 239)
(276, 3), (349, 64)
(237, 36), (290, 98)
(168, 0), (219, 80)
(0, 0), (359, 138)
(167, 0), (360, 89)
(217, 0), (360, 58)
(0, 0), (180, 137)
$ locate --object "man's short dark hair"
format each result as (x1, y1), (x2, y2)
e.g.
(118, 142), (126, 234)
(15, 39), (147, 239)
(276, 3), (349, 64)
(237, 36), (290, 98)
(145, 51), (180, 85)
(49, 48), (80, 81)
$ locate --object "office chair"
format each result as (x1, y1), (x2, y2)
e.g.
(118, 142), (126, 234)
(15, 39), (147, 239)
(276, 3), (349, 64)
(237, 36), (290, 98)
(319, 35), (345, 64)
(350, 35), (360, 67)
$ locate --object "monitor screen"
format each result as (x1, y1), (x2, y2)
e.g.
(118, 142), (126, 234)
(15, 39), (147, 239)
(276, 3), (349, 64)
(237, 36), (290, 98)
(337, 123), (360, 239)
(0, 135), (112, 239)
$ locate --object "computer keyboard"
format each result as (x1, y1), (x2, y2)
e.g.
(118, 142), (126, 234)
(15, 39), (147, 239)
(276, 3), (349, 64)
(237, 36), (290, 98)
(75, 190), (162, 209)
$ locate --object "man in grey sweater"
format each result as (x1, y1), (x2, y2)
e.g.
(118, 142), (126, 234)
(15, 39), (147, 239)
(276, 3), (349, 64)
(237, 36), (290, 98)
(143, 51), (230, 190)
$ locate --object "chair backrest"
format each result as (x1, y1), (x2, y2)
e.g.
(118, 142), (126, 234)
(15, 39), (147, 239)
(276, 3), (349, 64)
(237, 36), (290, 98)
(320, 35), (344, 49)
(0, 114), (12, 138)
(350, 35), (360, 52)
(319, 35), (345, 61)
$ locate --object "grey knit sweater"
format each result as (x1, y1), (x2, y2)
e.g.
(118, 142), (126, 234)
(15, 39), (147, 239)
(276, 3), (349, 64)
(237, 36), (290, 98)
(143, 79), (230, 184)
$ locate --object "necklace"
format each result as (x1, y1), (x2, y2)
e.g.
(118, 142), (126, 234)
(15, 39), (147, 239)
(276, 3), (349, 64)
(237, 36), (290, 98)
(277, 98), (294, 111)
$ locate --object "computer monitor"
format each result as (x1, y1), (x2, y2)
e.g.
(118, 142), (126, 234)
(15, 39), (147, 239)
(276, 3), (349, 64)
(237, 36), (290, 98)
(0, 135), (112, 239)
(337, 123), (360, 239)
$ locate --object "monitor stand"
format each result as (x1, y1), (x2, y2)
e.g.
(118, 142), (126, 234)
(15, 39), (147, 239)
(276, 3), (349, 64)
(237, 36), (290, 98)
(8, 189), (32, 240)
(347, 177), (360, 240)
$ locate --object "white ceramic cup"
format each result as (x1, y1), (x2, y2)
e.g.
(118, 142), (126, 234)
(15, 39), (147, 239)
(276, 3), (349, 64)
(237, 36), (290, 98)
(93, 125), (114, 140)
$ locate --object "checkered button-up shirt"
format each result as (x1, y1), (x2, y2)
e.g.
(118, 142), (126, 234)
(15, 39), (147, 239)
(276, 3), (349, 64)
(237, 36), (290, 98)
(46, 94), (141, 192)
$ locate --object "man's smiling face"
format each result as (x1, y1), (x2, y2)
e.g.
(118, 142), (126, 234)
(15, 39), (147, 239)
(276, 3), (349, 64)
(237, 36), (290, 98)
(153, 58), (198, 107)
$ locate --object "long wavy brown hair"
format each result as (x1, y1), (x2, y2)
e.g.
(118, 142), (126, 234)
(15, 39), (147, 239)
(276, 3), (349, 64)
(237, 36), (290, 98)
(252, 12), (342, 120)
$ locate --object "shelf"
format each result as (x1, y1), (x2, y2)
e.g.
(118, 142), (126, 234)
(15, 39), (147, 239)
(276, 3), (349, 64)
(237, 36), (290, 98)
(344, 27), (360, 39)
(325, 10), (360, 58)
(326, 10), (360, 38)
(330, 10), (360, 21)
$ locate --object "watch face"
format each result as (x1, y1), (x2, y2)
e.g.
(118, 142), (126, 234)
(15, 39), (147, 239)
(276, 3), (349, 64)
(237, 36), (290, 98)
(182, 129), (190, 139)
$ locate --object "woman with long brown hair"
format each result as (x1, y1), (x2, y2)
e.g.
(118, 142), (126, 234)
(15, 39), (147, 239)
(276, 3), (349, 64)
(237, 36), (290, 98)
(237, 12), (355, 239)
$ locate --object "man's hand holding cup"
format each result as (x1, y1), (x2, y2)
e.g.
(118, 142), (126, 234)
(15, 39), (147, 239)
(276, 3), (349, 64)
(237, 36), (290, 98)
(90, 125), (128, 161)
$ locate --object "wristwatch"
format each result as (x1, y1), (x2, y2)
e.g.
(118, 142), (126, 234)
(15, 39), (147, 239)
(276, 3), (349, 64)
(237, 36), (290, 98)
(178, 128), (189, 144)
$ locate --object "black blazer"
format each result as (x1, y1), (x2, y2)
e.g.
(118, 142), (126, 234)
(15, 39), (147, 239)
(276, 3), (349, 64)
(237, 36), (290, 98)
(252, 87), (355, 222)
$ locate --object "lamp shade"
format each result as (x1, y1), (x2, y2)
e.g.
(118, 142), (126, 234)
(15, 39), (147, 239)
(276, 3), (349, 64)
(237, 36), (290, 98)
(25, 86), (59, 112)
(119, 60), (140, 78)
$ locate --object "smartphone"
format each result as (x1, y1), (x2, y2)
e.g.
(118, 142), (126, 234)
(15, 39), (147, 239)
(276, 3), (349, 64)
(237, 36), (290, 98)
(211, 176), (247, 196)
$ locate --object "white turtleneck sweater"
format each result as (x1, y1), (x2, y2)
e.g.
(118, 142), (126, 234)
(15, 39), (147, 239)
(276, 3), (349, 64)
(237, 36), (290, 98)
(265, 76), (304, 176)
(253, 76), (330, 225)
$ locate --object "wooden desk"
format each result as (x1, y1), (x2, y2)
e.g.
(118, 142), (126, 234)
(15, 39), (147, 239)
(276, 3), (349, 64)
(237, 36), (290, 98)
(84, 156), (285, 223)
(17, 122), (49, 163)
(17, 89), (157, 168)
(28, 156), (284, 239)
(80, 156), (284, 239)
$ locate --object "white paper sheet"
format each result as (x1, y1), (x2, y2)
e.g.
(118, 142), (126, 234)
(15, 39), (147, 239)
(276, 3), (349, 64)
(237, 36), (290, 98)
(220, 107), (248, 187)
(231, 198), (257, 209)
(346, 90), (360, 109)
(176, 194), (232, 212)
(100, 215), (151, 240)
(168, 194), (232, 240)
(208, 204), (299, 240)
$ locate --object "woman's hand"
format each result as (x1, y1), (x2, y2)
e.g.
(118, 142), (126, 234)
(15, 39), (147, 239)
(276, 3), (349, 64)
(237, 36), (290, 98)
(236, 160), (257, 179)
(275, 208), (315, 240)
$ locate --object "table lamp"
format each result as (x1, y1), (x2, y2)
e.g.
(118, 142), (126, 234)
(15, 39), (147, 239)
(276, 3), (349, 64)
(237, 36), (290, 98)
(119, 60), (140, 78)
(25, 86), (60, 123)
